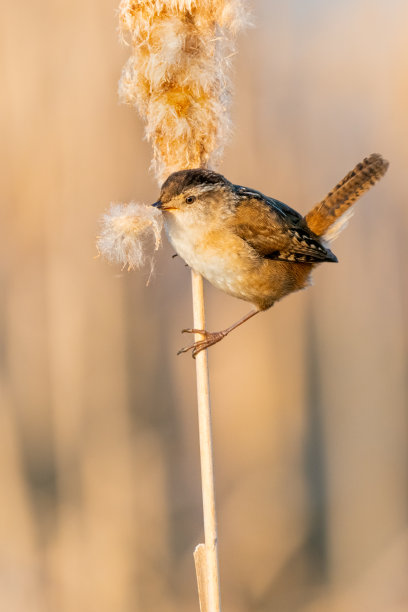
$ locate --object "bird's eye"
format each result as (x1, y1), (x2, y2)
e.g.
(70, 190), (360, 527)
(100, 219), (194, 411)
(185, 195), (196, 204)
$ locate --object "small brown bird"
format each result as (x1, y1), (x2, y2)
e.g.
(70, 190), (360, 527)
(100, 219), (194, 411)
(153, 154), (388, 357)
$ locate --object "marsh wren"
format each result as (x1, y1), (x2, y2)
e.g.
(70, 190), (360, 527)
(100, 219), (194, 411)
(153, 154), (388, 357)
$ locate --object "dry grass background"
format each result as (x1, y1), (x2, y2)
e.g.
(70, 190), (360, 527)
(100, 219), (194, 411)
(1, 1), (407, 611)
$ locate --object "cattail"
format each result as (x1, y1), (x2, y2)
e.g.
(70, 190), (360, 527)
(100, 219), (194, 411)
(99, 4), (248, 610)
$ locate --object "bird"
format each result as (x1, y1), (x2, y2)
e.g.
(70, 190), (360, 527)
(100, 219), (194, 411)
(152, 153), (389, 357)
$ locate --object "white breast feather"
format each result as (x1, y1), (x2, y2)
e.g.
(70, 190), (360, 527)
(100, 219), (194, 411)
(164, 211), (243, 295)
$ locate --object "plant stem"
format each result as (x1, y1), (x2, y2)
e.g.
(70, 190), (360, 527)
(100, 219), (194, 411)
(191, 269), (221, 612)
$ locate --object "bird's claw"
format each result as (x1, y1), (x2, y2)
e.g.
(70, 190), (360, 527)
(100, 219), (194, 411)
(177, 328), (227, 358)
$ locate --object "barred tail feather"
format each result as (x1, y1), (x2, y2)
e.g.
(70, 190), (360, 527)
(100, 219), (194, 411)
(305, 153), (389, 238)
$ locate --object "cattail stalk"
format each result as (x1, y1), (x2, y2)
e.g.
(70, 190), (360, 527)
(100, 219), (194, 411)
(191, 270), (220, 612)
(113, 2), (248, 609)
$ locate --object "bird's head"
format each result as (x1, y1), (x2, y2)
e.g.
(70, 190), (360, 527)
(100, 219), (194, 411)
(152, 168), (232, 218)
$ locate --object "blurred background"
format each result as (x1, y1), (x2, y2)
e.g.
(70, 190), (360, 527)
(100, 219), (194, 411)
(1, 1), (407, 610)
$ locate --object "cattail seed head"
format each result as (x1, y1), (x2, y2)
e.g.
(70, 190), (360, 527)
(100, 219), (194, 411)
(118, 0), (249, 183)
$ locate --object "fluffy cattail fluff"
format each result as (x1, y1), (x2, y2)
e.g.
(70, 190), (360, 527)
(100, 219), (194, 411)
(99, 0), (247, 273)
(118, 0), (249, 183)
(97, 203), (163, 277)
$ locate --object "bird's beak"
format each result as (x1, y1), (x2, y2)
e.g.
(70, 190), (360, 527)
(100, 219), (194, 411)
(152, 200), (176, 211)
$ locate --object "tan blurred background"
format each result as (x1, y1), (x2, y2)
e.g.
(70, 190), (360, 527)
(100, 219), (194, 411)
(1, 1), (407, 610)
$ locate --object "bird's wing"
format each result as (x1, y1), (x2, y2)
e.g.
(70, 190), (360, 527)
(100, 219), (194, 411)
(231, 188), (337, 263)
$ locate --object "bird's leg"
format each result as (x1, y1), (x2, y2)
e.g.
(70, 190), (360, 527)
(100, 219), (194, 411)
(177, 309), (260, 358)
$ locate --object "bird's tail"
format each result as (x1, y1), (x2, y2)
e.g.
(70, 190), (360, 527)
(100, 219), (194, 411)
(305, 153), (389, 241)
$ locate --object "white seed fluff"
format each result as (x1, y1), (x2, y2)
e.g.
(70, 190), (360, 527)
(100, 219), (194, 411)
(97, 203), (163, 274)
(117, 0), (250, 183)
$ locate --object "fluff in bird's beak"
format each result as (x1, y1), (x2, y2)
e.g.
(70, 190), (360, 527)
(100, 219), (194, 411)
(97, 202), (163, 277)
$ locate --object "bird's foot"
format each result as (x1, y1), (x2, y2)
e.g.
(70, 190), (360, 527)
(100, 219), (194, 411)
(177, 328), (228, 358)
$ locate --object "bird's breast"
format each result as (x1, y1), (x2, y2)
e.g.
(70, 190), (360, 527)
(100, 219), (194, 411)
(165, 213), (257, 295)
(164, 212), (312, 309)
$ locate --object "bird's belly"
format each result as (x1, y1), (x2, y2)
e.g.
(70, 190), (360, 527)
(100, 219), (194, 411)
(166, 222), (312, 309)
(168, 225), (255, 292)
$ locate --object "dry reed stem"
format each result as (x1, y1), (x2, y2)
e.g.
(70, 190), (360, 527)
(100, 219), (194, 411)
(191, 270), (221, 612)
(194, 543), (209, 612)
